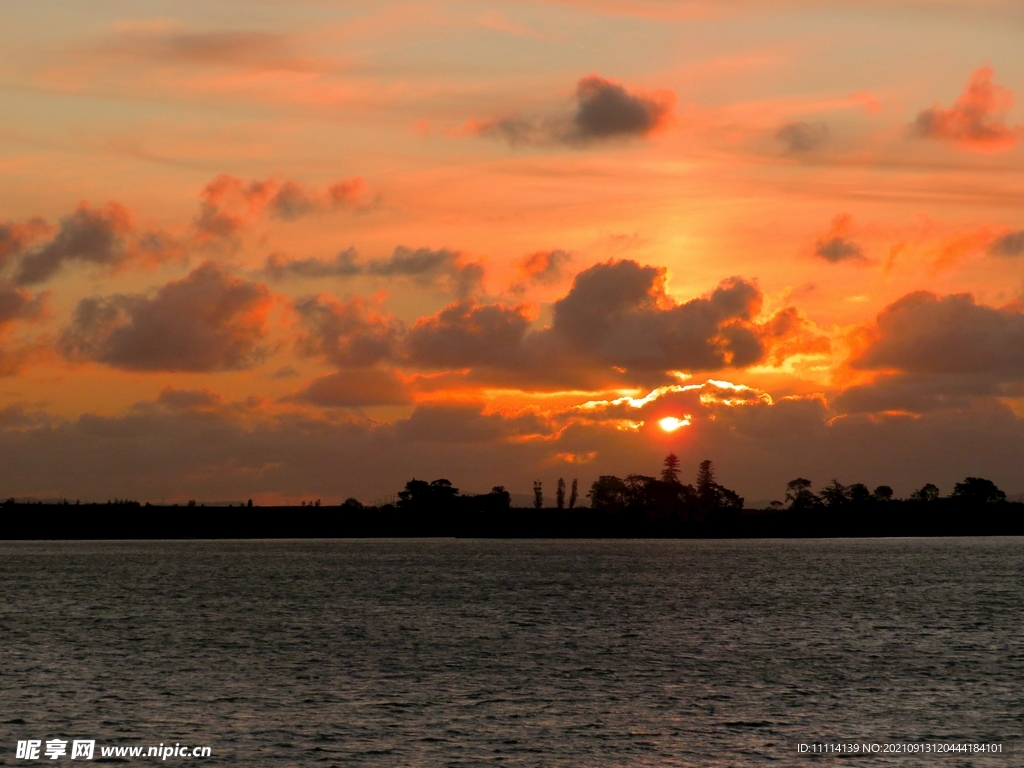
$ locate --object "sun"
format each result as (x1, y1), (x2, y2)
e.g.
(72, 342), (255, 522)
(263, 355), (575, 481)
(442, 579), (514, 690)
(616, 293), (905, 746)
(658, 416), (691, 432)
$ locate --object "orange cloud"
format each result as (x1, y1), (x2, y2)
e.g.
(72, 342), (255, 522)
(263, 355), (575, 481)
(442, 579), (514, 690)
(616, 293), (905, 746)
(194, 174), (365, 242)
(511, 249), (573, 292)
(912, 67), (1018, 152)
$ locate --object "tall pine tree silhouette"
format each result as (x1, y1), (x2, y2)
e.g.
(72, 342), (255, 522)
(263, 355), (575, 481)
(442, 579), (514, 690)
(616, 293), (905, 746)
(661, 453), (681, 484)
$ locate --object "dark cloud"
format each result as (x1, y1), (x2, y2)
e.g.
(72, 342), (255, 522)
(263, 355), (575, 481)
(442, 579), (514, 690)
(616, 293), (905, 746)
(155, 387), (224, 412)
(264, 248), (362, 280)
(14, 204), (133, 285)
(988, 230), (1024, 257)
(6, 382), (1024, 506)
(59, 262), (271, 372)
(776, 121), (830, 153)
(550, 261), (764, 371)
(829, 289), (1024, 417)
(405, 260), (782, 385)
(912, 67), (1018, 152)
(0, 218), (50, 271)
(0, 285), (46, 328)
(367, 246), (484, 295)
(815, 236), (865, 263)
(813, 214), (868, 263)
(263, 246), (482, 296)
(360, 246), (484, 296)
(290, 369), (410, 408)
(834, 373), (1007, 415)
(852, 290), (1024, 379)
(294, 294), (402, 368)
(405, 299), (531, 369)
(476, 75), (673, 147)
(572, 75), (672, 141)
(395, 403), (551, 445)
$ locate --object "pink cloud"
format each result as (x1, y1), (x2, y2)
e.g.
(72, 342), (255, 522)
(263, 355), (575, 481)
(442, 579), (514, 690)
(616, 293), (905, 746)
(912, 67), (1018, 152)
(193, 174), (365, 242)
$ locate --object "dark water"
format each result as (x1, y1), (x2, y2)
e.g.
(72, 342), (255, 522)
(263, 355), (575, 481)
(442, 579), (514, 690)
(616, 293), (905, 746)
(0, 538), (1021, 766)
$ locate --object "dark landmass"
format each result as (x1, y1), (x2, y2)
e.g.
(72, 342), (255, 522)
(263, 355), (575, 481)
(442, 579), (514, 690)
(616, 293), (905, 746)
(3, 496), (1023, 540)
(5, 457), (1022, 540)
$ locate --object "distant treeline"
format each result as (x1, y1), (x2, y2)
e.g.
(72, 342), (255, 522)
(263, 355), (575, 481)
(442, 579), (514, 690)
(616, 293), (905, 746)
(3, 454), (1022, 539)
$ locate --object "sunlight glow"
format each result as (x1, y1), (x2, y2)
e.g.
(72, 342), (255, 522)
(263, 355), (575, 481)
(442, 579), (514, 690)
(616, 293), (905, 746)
(658, 416), (691, 432)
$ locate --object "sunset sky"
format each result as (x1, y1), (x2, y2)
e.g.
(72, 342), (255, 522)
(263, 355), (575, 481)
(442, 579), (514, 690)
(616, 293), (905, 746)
(2, 0), (1024, 504)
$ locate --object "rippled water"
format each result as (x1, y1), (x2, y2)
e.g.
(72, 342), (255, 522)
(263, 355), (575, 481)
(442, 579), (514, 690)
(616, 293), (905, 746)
(1, 538), (1021, 766)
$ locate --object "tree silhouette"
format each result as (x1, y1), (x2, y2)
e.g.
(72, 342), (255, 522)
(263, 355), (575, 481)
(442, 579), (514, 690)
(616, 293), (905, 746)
(624, 474), (657, 508)
(819, 479), (849, 508)
(588, 475), (627, 511)
(533, 480), (543, 509)
(873, 485), (894, 501)
(568, 479), (578, 509)
(556, 478), (566, 510)
(687, 460), (744, 512)
(785, 478), (818, 510)
(398, 478), (459, 508)
(661, 453), (681, 484)
(951, 477), (1005, 504)
(696, 460), (716, 501)
(848, 483), (871, 504)
(910, 483), (940, 502)
(490, 486), (512, 508)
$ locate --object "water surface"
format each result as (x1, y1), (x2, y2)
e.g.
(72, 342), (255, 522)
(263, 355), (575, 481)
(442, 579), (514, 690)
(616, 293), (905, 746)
(0, 538), (1020, 766)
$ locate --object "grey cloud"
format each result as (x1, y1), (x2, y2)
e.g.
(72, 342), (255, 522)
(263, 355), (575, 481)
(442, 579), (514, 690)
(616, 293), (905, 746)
(395, 404), (550, 445)
(263, 246), (482, 296)
(155, 388), (224, 411)
(0, 218), (50, 271)
(776, 121), (830, 153)
(294, 294), (402, 368)
(6, 383), (1024, 508)
(59, 262), (271, 372)
(480, 75), (673, 148)
(367, 246), (483, 295)
(572, 75), (671, 141)
(989, 230), (1024, 257)
(290, 369), (410, 408)
(405, 260), (772, 384)
(852, 290), (1024, 380)
(814, 235), (866, 263)
(268, 181), (318, 220)
(833, 290), (1024, 417)
(834, 373), (1009, 415)
(550, 262), (764, 371)
(15, 205), (133, 286)
(405, 299), (531, 369)
(0, 285), (46, 328)
(264, 248), (361, 280)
